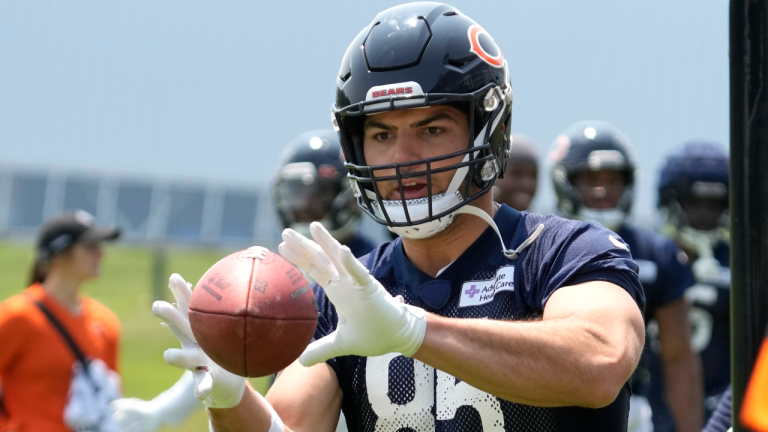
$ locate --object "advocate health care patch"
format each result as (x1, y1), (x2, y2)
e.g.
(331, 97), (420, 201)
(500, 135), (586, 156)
(459, 265), (515, 308)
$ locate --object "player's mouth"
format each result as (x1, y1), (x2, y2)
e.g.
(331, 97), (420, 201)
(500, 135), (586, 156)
(389, 181), (429, 200)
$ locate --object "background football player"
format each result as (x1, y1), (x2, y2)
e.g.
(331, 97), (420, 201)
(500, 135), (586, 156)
(152, 3), (645, 431)
(649, 141), (731, 431)
(273, 129), (377, 258)
(550, 120), (703, 432)
(492, 134), (539, 211)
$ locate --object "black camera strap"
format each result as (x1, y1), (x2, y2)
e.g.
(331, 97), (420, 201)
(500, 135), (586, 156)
(29, 298), (93, 381)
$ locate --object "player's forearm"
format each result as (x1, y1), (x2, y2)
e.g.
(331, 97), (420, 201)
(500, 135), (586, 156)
(151, 371), (202, 425)
(209, 383), (285, 432)
(266, 361), (344, 432)
(664, 351), (704, 432)
(412, 313), (640, 408)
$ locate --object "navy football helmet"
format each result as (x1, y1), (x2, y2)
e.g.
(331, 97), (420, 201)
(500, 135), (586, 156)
(273, 130), (360, 240)
(550, 121), (637, 229)
(334, 2), (513, 239)
(658, 141), (729, 240)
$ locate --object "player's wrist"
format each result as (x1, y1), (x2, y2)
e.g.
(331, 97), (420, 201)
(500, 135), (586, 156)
(208, 384), (283, 432)
(400, 304), (428, 357)
(203, 377), (246, 409)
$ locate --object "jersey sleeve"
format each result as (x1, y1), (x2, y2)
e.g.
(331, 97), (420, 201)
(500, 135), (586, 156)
(523, 217), (645, 313)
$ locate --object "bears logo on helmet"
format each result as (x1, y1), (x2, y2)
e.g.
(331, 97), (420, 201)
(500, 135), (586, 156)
(468, 25), (504, 68)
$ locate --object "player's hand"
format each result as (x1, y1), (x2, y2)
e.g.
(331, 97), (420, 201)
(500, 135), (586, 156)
(279, 222), (427, 367)
(152, 274), (246, 409)
(111, 398), (162, 432)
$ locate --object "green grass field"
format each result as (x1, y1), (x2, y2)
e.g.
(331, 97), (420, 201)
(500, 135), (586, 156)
(0, 240), (272, 431)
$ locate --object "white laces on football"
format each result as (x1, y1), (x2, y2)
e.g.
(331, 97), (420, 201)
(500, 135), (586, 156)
(454, 205), (544, 260)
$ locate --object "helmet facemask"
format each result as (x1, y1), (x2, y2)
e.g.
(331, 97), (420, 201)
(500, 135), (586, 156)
(336, 83), (512, 239)
(659, 180), (730, 253)
(569, 168), (634, 230)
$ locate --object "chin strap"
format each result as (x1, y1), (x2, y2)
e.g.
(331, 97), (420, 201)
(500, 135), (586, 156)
(455, 205), (545, 260)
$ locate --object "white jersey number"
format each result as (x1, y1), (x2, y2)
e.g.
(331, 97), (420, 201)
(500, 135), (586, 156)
(366, 354), (505, 431)
(685, 284), (718, 352)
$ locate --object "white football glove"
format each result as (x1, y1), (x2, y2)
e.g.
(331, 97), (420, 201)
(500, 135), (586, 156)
(278, 222), (427, 367)
(152, 274), (246, 409)
(111, 398), (162, 432)
(111, 371), (200, 432)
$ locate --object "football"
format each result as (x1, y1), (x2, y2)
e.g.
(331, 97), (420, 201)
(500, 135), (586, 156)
(188, 247), (317, 377)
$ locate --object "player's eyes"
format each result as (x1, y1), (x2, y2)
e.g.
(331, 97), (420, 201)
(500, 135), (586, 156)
(373, 131), (394, 142)
(424, 126), (442, 136)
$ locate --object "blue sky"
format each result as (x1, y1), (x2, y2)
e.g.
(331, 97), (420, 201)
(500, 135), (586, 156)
(0, 0), (729, 219)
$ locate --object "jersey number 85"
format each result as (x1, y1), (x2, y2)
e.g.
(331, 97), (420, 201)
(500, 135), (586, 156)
(366, 353), (505, 431)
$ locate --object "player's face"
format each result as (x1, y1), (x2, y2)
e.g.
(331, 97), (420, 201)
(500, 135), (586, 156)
(278, 181), (337, 224)
(571, 170), (626, 209)
(291, 203), (327, 224)
(493, 161), (538, 211)
(362, 105), (469, 201)
(680, 195), (727, 231)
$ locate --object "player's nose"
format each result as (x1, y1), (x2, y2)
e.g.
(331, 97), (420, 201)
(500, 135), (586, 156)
(391, 132), (425, 166)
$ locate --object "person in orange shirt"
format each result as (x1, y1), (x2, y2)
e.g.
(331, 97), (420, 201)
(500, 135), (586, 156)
(0, 210), (121, 432)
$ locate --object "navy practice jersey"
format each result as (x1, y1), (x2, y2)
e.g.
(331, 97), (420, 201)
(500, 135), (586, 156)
(647, 241), (731, 432)
(617, 224), (694, 397)
(345, 232), (379, 258)
(312, 204), (645, 432)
